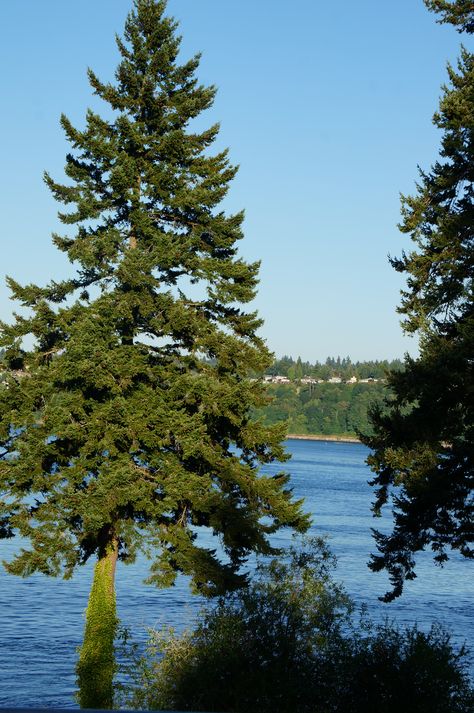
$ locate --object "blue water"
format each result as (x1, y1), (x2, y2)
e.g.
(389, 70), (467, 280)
(0, 439), (472, 707)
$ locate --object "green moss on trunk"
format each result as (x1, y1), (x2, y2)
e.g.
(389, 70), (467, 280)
(77, 538), (118, 709)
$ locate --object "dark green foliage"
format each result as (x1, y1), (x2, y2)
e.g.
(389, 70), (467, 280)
(336, 622), (473, 713)
(364, 6), (474, 600)
(425, 0), (474, 32)
(254, 381), (387, 436)
(119, 539), (473, 713)
(0, 0), (309, 705)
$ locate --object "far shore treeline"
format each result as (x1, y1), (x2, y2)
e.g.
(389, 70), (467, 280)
(0, 352), (398, 439)
(252, 355), (402, 438)
(265, 355), (403, 382)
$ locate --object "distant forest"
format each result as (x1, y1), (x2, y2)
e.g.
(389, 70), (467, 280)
(265, 355), (403, 382)
(255, 357), (404, 437)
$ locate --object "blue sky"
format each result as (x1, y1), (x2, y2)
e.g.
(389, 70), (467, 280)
(0, 1), (468, 361)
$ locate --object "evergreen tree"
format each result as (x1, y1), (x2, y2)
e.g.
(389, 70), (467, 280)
(425, 0), (474, 32)
(294, 356), (304, 380)
(364, 2), (473, 600)
(0, 1), (309, 706)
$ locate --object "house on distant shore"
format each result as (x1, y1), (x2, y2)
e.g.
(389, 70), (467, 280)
(262, 374), (385, 386)
(263, 375), (291, 384)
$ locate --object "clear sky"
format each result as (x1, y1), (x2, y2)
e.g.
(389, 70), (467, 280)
(0, 1), (469, 362)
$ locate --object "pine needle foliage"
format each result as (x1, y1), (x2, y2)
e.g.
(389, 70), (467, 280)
(0, 0), (309, 703)
(425, 0), (474, 33)
(364, 4), (474, 600)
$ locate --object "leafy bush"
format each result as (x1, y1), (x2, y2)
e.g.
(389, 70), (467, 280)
(119, 538), (473, 713)
(337, 622), (473, 713)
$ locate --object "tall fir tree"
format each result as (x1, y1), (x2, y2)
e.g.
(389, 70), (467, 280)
(364, 1), (474, 601)
(0, 1), (309, 706)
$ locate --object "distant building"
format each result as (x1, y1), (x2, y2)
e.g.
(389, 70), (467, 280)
(263, 375), (291, 384)
(345, 376), (358, 384)
(327, 376), (342, 384)
(273, 375), (291, 384)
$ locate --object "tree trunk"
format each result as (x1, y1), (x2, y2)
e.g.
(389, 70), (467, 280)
(77, 537), (119, 709)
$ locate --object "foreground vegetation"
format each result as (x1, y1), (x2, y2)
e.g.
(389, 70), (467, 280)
(118, 539), (473, 713)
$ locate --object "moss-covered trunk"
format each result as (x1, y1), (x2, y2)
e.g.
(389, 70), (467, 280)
(77, 537), (119, 709)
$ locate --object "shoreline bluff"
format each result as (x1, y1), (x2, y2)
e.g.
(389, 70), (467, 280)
(286, 434), (362, 444)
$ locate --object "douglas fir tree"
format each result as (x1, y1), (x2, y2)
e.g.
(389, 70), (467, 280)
(425, 0), (474, 32)
(0, 1), (309, 706)
(365, 0), (474, 601)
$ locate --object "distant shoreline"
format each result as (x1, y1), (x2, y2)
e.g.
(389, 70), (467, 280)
(286, 433), (361, 444)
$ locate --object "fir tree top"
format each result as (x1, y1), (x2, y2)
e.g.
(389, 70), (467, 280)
(424, 0), (474, 33)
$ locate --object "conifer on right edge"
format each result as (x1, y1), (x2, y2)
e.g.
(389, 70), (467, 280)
(364, 0), (474, 600)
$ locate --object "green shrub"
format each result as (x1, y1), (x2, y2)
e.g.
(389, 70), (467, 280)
(119, 538), (473, 713)
(336, 622), (473, 713)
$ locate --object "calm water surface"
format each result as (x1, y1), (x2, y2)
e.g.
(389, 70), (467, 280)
(0, 439), (472, 707)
